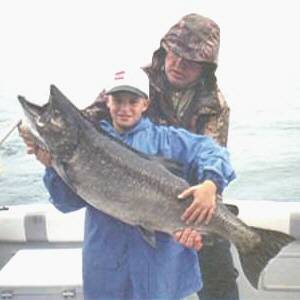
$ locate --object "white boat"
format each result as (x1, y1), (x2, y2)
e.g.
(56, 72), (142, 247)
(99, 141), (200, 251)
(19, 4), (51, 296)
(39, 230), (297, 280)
(0, 199), (299, 299)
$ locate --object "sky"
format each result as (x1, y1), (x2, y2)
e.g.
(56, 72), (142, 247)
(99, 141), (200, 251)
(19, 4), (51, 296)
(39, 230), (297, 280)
(1, 0), (299, 110)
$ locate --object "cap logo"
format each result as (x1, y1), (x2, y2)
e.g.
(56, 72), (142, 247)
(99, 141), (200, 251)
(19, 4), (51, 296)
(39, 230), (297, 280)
(114, 71), (125, 80)
(107, 67), (149, 98)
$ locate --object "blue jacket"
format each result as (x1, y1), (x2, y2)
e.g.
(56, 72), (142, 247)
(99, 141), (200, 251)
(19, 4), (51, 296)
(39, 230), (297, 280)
(44, 117), (236, 300)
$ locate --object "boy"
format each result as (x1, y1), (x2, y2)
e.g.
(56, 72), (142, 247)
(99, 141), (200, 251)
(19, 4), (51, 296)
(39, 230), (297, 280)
(19, 67), (235, 300)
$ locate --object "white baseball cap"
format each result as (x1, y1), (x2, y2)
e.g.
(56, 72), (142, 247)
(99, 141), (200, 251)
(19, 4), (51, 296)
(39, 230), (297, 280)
(106, 67), (149, 99)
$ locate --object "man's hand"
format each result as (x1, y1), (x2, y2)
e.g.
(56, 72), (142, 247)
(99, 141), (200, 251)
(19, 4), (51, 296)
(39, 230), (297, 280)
(173, 228), (203, 251)
(178, 180), (217, 225)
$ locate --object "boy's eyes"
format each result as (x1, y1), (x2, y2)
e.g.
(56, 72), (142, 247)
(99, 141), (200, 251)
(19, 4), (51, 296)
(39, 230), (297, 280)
(129, 99), (140, 105)
(113, 98), (140, 105)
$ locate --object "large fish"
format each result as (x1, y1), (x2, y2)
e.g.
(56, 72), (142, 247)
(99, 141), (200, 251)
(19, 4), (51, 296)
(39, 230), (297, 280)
(18, 85), (295, 289)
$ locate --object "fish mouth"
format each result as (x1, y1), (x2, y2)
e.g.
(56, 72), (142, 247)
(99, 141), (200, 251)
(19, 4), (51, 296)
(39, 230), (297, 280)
(18, 96), (43, 120)
(17, 85), (60, 119)
(18, 85), (79, 133)
(18, 95), (51, 130)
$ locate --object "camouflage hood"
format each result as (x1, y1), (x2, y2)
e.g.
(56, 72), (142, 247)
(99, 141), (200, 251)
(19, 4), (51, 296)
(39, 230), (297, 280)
(161, 13), (220, 65)
(144, 13), (220, 91)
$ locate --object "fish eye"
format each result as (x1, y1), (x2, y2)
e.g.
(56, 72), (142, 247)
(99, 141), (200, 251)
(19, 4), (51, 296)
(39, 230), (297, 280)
(36, 117), (46, 128)
(53, 109), (61, 116)
(50, 116), (64, 128)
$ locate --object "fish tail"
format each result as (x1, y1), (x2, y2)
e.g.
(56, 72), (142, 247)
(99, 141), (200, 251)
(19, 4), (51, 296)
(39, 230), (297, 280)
(238, 226), (295, 289)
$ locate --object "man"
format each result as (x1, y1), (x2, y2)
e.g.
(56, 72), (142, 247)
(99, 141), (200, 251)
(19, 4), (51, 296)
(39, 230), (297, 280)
(84, 13), (238, 300)
(144, 13), (238, 300)
(19, 67), (236, 300)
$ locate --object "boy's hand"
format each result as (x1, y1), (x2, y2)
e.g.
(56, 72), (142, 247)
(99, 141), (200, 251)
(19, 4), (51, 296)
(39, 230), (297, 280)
(174, 228), (203, 251)
(178, 180), (217, 225)
(18, 124), (52, 167)
(18, 123), (36, 153)
(34, 147), (52, 167)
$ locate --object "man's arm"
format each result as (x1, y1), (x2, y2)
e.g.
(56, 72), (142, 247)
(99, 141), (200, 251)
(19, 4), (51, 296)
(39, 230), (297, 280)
(201, 90), (230, 147)
(81, 90), (110, 125)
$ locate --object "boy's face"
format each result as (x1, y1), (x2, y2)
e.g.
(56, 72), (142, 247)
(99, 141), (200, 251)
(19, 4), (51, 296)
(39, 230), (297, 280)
(107, 91), (149, 133)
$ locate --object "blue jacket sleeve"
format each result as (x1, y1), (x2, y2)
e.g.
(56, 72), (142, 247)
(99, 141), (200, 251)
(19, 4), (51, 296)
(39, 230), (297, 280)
(43, 167), (86, 213)
(162, 127), (236, 193)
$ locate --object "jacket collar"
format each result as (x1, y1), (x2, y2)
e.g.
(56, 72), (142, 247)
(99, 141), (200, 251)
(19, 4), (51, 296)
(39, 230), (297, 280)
(99, 117), (151, 136)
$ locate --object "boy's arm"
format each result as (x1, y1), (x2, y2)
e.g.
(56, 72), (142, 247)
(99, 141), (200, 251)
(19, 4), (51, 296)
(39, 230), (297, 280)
(19, 123), (86, 212)
(167, 127), (235, 189)
(44, 167), (86, 213)
(166, 127), (236, 224)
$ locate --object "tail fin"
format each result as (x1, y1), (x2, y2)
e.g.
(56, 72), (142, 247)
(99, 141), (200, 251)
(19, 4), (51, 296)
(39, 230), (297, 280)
(238, 227), (295, 289)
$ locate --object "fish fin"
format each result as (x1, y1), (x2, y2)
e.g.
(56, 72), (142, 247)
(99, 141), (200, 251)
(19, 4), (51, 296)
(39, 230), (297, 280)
(224, 203), (239, 216)
(137, 226), (156, 248)
(238, 227), (295, 289)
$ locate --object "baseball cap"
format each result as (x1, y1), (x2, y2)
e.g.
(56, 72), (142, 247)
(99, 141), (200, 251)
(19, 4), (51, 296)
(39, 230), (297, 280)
(106, 67), (149, 99)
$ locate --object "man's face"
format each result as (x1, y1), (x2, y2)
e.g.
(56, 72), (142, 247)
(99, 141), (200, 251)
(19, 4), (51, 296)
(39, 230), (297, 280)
(164, 50), (204, 89)
(107, 92), (149, 133)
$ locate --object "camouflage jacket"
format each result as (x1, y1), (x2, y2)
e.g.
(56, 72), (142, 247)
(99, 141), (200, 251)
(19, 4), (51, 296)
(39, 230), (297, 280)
(81, 89), (111, 126)
(144, 64), (229, 146)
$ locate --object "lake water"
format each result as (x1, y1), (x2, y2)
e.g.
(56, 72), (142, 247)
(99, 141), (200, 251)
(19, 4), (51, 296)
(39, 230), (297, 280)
(1, 89), (300, 206)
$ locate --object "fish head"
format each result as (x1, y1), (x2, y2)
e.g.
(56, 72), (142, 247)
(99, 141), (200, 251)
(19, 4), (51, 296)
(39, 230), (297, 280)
(18, 85), (80, 161)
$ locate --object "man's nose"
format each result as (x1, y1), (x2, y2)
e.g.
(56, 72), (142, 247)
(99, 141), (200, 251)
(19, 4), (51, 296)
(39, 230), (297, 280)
(173, 56), (184, 68)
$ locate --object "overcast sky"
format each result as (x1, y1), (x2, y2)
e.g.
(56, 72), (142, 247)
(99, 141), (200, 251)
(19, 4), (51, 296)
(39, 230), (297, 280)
(1, 0), (299, 110)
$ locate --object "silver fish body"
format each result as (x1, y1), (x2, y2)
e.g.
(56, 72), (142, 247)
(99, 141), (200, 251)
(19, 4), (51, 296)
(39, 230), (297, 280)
(18, 85), (295, 289)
